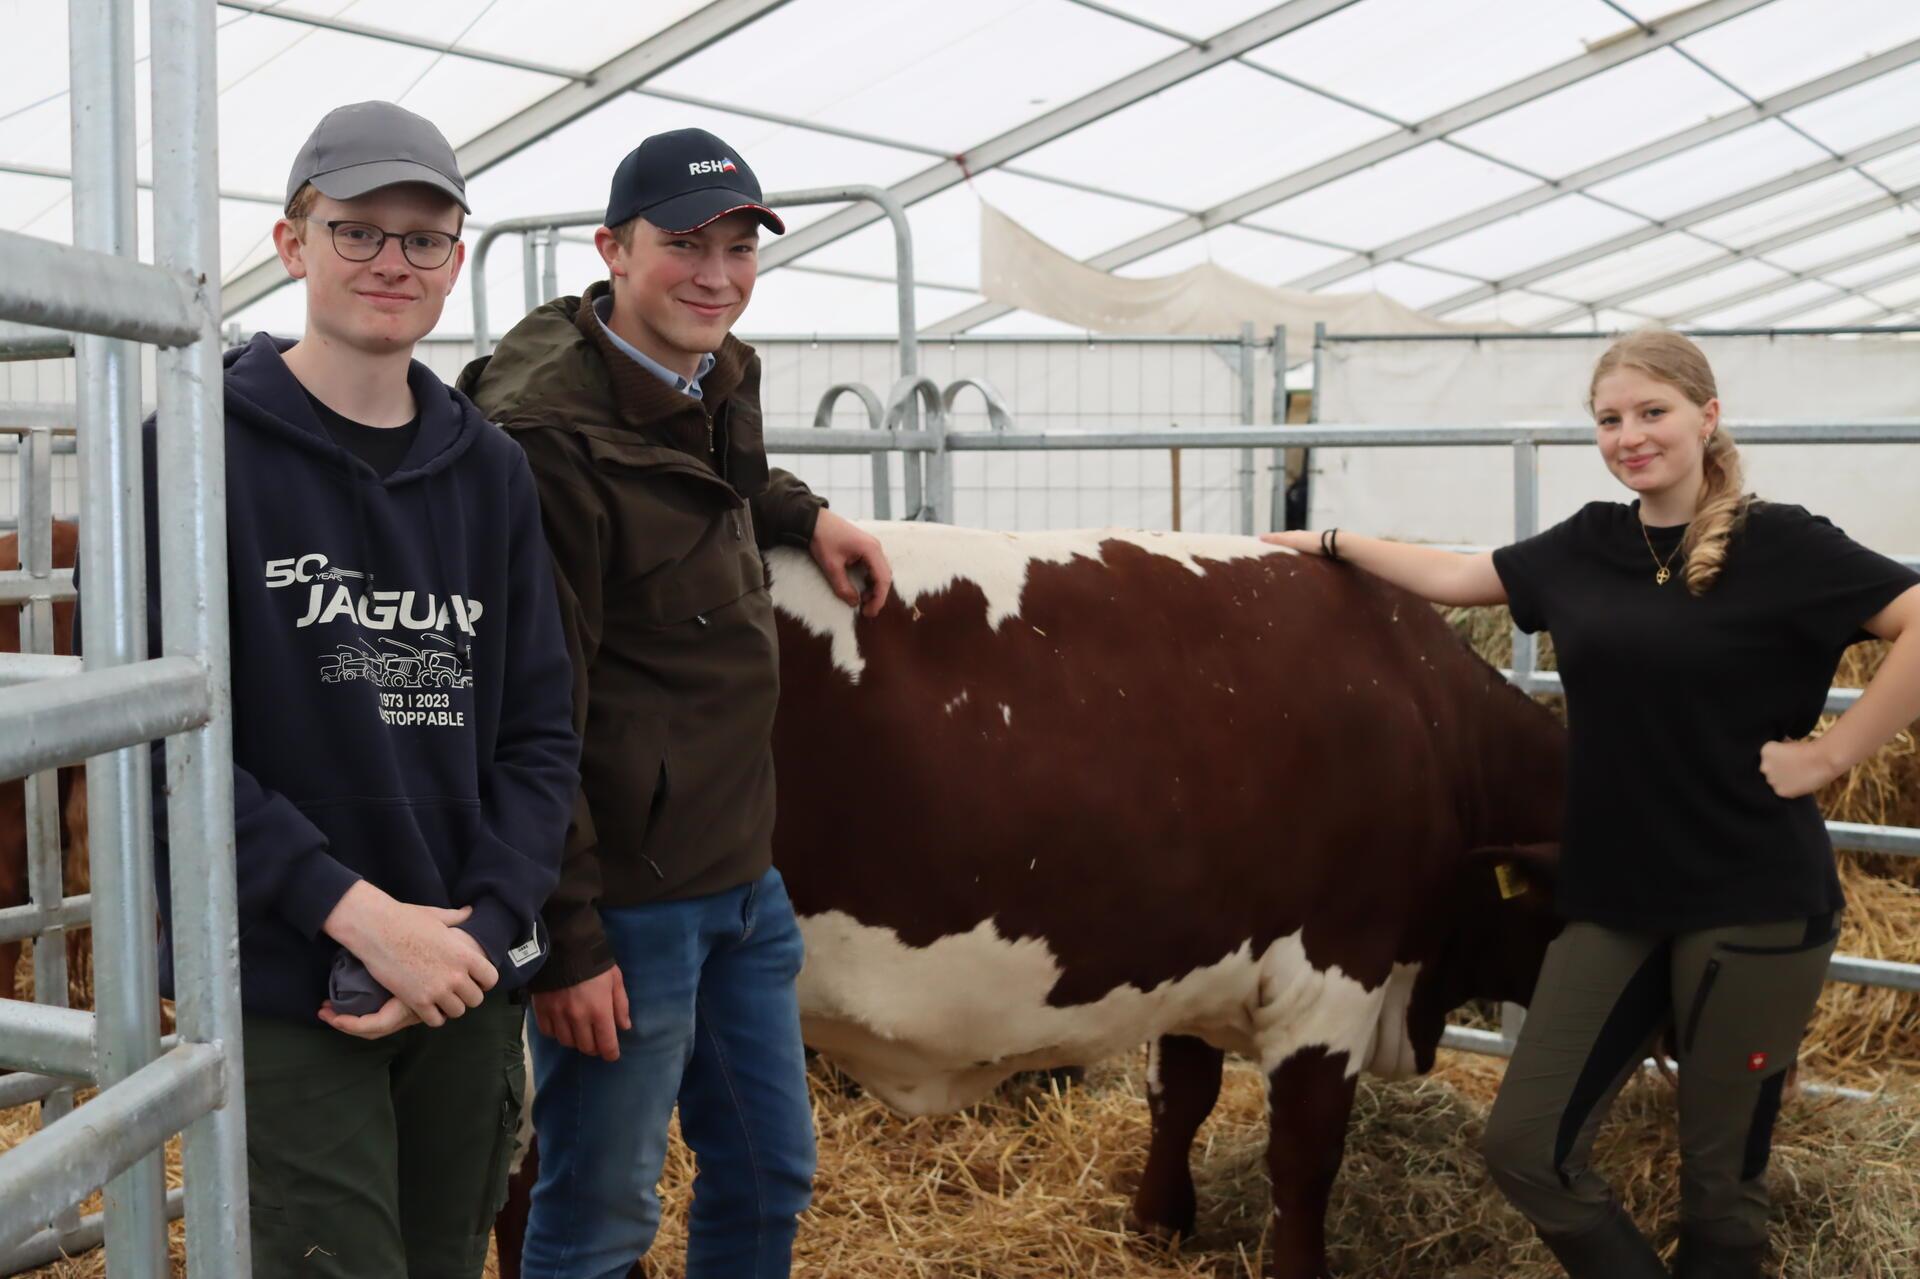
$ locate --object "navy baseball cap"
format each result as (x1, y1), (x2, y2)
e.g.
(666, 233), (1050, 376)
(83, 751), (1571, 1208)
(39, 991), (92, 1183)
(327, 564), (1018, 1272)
(605, 128), (784, 235)
(287, 101), (469, 213)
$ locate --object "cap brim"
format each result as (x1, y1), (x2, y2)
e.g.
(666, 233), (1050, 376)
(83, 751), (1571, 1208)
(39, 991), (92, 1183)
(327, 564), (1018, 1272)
(308, 159), (470, 213)
(644, 187), (785, 235)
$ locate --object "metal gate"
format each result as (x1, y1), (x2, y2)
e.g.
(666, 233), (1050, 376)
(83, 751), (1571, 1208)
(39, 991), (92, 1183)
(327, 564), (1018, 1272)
(0, 1), (249, 1275)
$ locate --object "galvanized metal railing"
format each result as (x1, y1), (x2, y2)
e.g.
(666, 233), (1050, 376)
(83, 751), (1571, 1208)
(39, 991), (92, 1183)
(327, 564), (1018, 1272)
(0, 1), (248, 1275)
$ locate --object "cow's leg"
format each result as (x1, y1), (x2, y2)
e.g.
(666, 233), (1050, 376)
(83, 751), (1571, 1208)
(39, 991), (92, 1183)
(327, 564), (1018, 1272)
(494, 1133), (534, 1279)
(1, 777), (28, 1002)
(1263, 1046), (1357, 1279)
(59, 768), (90, 1006)
(1126, 1034), (1223, 1240)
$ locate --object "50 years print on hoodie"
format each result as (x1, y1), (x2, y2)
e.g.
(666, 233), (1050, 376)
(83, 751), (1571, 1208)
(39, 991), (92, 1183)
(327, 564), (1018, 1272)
(265, 550), (483, 722)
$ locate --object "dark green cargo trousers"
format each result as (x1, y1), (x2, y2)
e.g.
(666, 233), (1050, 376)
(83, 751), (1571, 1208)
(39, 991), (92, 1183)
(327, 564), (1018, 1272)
(241, 991), (525, 1278)
(1481, 915), (1838, 1253)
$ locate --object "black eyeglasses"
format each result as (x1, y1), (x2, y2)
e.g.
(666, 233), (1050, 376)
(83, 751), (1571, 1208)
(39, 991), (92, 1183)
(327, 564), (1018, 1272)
(313, 219), (460, 270)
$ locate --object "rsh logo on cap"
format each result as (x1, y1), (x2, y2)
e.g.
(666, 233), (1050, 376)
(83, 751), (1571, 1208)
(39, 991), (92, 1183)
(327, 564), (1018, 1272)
(688, 158), (738, 176)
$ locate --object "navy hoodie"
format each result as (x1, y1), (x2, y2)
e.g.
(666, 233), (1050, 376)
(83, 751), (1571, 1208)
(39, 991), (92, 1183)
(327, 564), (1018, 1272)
(130, 335), (579, 1021)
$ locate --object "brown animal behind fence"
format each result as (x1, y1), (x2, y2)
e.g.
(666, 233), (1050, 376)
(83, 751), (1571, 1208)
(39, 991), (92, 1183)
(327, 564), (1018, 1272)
(2, 519), (92, 1005)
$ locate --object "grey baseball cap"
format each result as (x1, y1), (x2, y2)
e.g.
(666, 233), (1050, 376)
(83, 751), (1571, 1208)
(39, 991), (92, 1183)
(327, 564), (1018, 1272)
(286, 101), (469, 214)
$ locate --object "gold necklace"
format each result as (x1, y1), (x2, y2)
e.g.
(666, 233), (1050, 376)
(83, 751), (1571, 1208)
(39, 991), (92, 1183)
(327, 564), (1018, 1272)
(1639, 520), (1684, 586)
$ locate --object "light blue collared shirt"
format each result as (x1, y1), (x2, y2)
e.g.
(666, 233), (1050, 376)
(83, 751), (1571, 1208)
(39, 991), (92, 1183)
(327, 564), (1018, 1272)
(593, 295), (716, 399)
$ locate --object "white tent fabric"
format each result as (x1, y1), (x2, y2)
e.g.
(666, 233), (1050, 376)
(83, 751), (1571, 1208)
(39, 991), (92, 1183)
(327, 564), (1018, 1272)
(978, 202), (1509, 361)
(3, 0), (1920, 338)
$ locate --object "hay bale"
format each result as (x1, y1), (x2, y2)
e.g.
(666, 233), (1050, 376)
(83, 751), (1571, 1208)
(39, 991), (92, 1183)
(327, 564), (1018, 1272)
(1803, 857), (1920, 1082)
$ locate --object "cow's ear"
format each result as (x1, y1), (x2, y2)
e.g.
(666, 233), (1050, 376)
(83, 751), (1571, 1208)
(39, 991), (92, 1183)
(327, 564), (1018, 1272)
(1464, 841), (1558, 905)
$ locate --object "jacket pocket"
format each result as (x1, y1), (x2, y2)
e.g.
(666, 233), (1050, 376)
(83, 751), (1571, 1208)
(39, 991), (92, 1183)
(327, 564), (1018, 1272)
(1682, 927), (1838, 1080)
(579, 711), (668, 857)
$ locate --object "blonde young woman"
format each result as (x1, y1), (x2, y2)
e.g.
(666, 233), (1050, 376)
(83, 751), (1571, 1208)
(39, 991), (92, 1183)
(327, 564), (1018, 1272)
(1263, 330), (1920, 1279)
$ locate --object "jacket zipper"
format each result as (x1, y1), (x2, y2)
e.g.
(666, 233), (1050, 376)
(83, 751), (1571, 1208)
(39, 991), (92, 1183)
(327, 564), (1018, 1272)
(641, 756), (670, 881)
(700, 403), (744, 540)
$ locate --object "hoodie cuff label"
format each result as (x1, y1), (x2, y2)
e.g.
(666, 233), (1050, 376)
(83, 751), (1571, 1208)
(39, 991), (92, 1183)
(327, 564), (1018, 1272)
(509, 934), (543, 968)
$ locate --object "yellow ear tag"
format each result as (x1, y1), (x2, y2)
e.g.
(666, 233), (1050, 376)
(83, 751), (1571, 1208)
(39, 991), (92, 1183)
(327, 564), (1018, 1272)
(1495, 862), (1528, 900)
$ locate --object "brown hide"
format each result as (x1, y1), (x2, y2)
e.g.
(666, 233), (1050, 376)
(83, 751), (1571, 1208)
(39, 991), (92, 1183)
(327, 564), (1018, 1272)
(771, 540), (1564, 1015)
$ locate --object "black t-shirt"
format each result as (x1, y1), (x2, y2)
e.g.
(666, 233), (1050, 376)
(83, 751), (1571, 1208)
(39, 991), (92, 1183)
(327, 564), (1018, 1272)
(1493, 500), (1918, 932)
(305, 390), (420, 480)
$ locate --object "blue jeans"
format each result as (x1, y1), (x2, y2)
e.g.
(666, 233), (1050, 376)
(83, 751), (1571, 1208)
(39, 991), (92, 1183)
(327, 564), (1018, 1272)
(521, 868), (816, 1279)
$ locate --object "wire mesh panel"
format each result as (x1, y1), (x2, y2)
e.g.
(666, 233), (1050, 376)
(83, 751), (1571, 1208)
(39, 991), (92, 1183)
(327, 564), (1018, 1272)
(0, 450), (79, 532)
(754, 336), (1274, 530)
(0, 359), (92, 530)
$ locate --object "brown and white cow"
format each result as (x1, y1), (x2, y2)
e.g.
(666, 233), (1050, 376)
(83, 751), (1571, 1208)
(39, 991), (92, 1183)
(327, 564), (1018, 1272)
(1, 520), (89, 1004)
(498, 522), (1564, 1279)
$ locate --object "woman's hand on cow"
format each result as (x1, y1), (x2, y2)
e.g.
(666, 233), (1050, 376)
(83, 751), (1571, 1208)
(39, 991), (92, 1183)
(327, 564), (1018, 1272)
(1760, 737), (1842, 799)
(811, 508), (893, 617)
(1259, 530), (1323, 555)
(531, 964), (632, 1062)
(321, 882), (498, 1027)
(318, 996), (421, 1040)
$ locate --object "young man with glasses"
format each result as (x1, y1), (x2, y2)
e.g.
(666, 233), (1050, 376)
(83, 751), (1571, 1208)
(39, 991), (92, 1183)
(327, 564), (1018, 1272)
(462, 128), (890, 1278)
(142, 101), (580, 1276)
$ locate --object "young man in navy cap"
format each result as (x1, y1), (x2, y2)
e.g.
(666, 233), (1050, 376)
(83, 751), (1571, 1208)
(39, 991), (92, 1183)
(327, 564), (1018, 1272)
(462, 128), (892, 1278)
(121, 101), (579, 1276)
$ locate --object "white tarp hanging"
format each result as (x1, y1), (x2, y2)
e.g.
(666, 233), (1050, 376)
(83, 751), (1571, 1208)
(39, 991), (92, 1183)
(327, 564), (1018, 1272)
(1312, 333), (1920, 553)
(977, 203), (1510, 360)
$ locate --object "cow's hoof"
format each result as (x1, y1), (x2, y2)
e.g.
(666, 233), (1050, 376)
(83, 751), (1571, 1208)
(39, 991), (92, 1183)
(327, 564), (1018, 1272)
(804, 1051), (864, 1099)
(1123, 1202), (1195, 1244)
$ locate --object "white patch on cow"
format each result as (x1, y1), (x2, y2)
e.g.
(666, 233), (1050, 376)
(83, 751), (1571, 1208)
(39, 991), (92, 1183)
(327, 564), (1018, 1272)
(511, 1021), (535, 1176)
(943, 689), (969, 715)
(769, 522), (1292, 680)
(1146, 1037), (1164, 1100)
(795, 912), (1409, 1117)
(1366, 963), (1423, 1079)
(998, 702), (1012, 726)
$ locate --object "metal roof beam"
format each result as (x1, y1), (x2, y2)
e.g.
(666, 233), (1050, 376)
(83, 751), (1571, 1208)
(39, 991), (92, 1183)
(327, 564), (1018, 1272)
(1743, 261), (1920, 327)
(936, 0), (1780, 332)
(1672, 232), (1920, 324)
(213, 1), (584, 80)
(1425, 117), (1920, 316)
(757, 0), (1366, 272)
(1532, 184), (1920, 326)
(1298, 37), (1920, 296)
(0, 159), (282, 206)
(222, 0), (793, 317)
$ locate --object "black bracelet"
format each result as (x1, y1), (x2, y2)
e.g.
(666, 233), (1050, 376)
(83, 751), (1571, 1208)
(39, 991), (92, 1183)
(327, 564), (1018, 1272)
(1320, 527), (1341, 561)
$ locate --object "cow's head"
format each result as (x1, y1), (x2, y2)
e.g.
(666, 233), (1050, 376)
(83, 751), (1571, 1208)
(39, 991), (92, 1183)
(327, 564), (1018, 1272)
(1403, 841), (1562, 1074)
